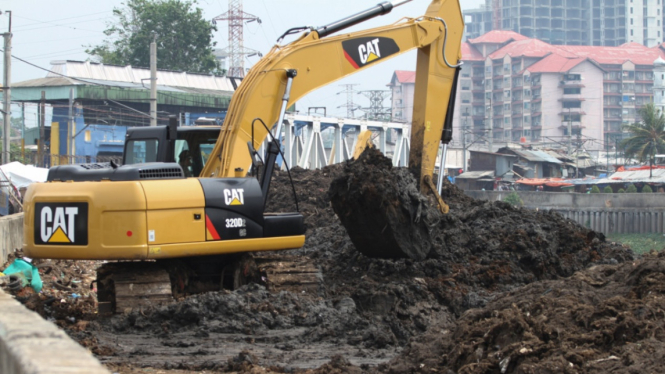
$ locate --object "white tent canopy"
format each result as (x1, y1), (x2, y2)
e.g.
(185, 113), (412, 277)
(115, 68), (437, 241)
(0, 162), (49, 189)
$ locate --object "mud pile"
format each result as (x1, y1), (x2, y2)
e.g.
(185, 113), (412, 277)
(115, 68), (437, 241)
(381, 252), (665, 374)
(3, 150), (642, 373)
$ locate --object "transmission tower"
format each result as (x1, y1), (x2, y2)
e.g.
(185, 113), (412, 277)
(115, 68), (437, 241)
(213, 0), (261, 77)
(337, 84), (360, 118)
(358, 90), (391, 121)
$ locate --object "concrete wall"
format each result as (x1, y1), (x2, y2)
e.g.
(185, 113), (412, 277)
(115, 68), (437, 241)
(1, 213), (24, 264)
(0, 213), (111, 374)
(0, 290), (111, 374)
(466, 191), (665, 234)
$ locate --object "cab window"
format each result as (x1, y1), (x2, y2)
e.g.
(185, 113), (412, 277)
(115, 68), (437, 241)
(124, 139), (159, 164)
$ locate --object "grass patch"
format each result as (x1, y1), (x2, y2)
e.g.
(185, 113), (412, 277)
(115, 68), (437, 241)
(606, 233), (665, 254)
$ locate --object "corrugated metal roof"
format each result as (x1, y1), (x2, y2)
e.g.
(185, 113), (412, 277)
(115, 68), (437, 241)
(457, 170), (495, 179)
(47, 60), (236, 92)
(510, 149), (562, 163)
(595, 168), (665, 184)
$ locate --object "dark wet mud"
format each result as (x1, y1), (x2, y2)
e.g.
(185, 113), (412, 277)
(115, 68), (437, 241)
(6, 149), (654, 374)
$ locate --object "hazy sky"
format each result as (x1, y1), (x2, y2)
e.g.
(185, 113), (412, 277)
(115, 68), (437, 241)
(1, 0), (485, 126)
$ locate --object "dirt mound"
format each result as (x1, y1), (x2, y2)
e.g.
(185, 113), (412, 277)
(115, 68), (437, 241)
(4, 152), (639, 373)
(382, 252), (665, 374)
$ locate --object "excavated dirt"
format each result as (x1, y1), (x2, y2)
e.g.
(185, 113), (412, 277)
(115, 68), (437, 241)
(5, 149), (661, 374)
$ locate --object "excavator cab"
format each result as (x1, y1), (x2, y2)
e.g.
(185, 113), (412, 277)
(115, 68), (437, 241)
(123, 119), (220, 177)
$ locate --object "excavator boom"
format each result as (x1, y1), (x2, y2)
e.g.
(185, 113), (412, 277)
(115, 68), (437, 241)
(202, 0), (464, 196)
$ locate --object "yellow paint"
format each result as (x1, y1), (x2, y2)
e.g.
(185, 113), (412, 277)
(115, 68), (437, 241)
(200, 0), (464, 180)
(24, 181), (149, 260)
(50, 122), (60, 166)
(149, 247), (162, 255)
(48, 227), (70, 243)
(366, 52), (379, 62)
(148, 235), (306, 259)
(230, 198), (242, 205)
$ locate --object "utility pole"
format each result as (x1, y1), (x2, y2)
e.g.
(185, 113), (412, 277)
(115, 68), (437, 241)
(150, 33), (157, 127)
(39, 91), (45, 167)
(2, 14), (11, 165)
(68, 88), (74, 161)
(20, 102), (24, 161)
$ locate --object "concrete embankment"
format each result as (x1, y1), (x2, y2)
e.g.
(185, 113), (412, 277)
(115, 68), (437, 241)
(0, 213), (111, 374)
(466, 191), (665, 234)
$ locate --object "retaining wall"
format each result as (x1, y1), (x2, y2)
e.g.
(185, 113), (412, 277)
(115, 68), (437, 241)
(466, 191), (665, 235)
(0, 213), (111, 374)
(1, 213), (24, 264)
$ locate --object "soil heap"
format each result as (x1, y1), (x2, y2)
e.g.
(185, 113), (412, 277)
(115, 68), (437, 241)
(3, 149), (643, 373)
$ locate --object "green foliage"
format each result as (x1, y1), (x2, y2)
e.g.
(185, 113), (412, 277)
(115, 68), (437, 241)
(86, 0), (221, 74)
(603, 186), (613, 193)
(0, 142), (27, 163)
(618, 188), (626, 193)
(621, 103), (665, 163)
(590, 185), (601, 193)
(502, 192), (523, 207)
(626, 184), (638, 193)
(642, 184), (653, 193)
(607, 233), (665, 254)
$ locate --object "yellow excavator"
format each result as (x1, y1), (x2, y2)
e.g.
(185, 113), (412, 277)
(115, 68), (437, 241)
(22, 0), (464, 313)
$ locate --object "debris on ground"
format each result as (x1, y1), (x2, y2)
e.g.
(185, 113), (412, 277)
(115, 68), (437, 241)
(4, 150), (649, 374)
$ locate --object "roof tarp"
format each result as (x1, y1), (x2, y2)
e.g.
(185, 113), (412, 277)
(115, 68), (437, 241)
(0, 162), (49, 189)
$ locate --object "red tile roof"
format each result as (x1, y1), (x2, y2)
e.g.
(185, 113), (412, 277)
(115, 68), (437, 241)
(393, 70), (416, 84)
(527, 54), (586, 73)
(463, 31), (665, 67)
(462, 42), (485, 61)
(469, 30), (529, 44)
(489, 39), (577, 60)
(557, 44), (665, 65)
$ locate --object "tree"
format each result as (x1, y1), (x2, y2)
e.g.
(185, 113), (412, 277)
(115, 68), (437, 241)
(642, 184), (653, 193)
(502, 192), (523, 207)
(626, 184), (638, 193)
(590, 185), (601, 193)
(86, 0), (221, 74)
(603, 186), (613, 193)
(621, 103), (665, 177)
(618, 188), (625, 193)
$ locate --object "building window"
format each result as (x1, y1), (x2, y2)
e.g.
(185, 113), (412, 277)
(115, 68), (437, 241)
(564, 87), (581, 94)
(85, 130), (91, 143)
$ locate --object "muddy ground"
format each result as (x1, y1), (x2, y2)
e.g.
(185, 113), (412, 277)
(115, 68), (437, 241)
(5, 149), (665, 373)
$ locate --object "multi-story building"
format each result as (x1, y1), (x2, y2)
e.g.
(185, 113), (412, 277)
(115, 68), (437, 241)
(464, 0), (664, 47)
(389, 30), (665, 152)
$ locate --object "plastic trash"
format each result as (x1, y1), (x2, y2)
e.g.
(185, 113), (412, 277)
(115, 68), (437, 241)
(2, 259), (43, 292)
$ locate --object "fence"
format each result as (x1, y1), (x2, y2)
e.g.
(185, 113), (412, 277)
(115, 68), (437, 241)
(466, 191), (665, 235)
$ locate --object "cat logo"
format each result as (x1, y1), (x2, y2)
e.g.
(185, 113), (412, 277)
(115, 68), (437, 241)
(35, 203), (88, 245)
(224, 188), (245, 206)
(342, 37), (400, 69)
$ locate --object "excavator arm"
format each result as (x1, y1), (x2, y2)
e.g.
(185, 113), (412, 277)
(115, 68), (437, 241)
(202, 0), (464, 200)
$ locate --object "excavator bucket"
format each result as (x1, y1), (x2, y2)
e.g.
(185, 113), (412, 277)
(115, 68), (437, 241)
(329, 148), (445, 261)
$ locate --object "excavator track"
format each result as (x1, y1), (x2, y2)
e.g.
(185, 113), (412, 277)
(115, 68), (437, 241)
(96, 255), (322, 314)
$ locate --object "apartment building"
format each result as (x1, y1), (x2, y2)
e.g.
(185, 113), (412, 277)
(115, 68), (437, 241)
(389, 30), (665, 152)
(465, 0), (663, 47)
